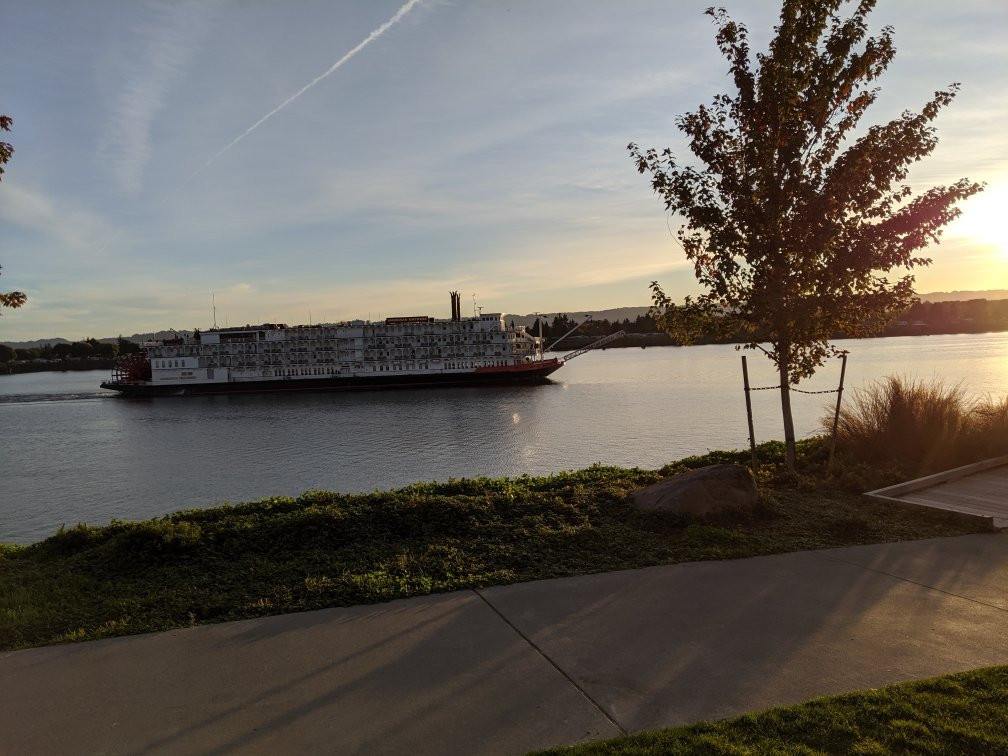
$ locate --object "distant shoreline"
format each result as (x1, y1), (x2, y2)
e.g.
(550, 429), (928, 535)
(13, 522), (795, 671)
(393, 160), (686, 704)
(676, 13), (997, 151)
(547, 325), (1008, 352)
(0, 334), (710, 375)
(1, 359), (113, 376)
(4, 327), (1008, 376)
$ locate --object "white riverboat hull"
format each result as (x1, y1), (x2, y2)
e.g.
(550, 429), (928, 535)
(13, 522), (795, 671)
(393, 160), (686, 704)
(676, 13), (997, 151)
(102, 358), (563, 396)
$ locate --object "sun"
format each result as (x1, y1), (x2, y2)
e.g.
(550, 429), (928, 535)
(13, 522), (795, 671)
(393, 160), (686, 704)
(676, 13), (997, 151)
(947, 182), (1008, 259)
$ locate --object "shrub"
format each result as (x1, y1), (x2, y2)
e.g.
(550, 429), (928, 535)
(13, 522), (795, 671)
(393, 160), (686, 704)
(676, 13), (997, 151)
(39, 523), (108, 556)
(825, 375), (1008, 475)
(965, 395), (1008, 460)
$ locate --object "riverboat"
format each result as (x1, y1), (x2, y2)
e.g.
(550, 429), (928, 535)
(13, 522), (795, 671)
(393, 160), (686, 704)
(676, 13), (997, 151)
(101, 292), (565, 396)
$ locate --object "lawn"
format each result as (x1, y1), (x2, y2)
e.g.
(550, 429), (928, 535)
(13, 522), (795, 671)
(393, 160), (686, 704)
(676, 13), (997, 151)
(535, 665), (1008, 755)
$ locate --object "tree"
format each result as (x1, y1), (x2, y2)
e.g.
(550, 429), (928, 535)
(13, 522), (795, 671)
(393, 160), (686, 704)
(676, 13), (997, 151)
(70, 341), (95, 360)
(92, 341), (119, 360)
(117, 335), (141, 355)
(550, 314), (576, 337)
(1, 115), (27, 313)
(0, 115), (12, 181)
(628, 0), (982, 471)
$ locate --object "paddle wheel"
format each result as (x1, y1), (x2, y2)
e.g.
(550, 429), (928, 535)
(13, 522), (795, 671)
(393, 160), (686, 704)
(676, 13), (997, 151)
(111, 352), (151, 383)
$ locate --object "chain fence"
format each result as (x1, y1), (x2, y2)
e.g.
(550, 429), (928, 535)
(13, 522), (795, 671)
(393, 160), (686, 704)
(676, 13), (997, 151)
(741, 353), (850, 471)
(746, 384), (840, 395)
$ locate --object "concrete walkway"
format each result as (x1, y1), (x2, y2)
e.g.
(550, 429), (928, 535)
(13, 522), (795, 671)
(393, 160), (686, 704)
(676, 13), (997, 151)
(3, 533), (1007, 755)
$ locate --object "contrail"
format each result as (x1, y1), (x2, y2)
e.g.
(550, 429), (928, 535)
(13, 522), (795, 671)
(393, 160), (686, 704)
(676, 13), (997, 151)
(191, 0), (423, 178)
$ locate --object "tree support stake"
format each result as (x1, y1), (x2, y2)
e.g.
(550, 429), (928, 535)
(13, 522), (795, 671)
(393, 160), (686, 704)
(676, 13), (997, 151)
(742, 355), (758, 474)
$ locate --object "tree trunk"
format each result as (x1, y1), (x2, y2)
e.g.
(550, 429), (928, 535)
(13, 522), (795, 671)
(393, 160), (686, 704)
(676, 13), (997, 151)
(778, 351), (797, 472)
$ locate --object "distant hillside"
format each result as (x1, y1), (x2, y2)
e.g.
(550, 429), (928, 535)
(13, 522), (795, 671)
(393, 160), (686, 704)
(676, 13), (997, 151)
(920, 290), (1008, 302)
(3, 337), (73, 350)
(3, 336), (120, 350)
(505, 293), (1008, 326)
(504, 306), (651, 328)
(3, 332), (188, 350)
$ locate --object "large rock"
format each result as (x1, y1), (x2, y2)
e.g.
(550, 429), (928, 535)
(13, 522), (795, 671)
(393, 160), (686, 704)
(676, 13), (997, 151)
(633, 464), (757, 515)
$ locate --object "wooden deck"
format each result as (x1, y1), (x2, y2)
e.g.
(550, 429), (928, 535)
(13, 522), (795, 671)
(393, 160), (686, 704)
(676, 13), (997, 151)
(867, 455), (1008, 527)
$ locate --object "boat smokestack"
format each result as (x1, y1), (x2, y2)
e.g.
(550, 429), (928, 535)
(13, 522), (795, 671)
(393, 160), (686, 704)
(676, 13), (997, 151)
(450, 290), (460, 321)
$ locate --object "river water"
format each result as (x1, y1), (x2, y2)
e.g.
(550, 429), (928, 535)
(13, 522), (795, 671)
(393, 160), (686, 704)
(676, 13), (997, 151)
(2, 332), (1006, 544)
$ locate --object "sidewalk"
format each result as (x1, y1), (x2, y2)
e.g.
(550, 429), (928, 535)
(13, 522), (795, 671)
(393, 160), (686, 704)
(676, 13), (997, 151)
(3, 532), (1007, 755)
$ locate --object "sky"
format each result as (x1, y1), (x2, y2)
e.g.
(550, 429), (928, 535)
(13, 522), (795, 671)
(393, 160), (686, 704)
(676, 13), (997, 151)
(1, 0), (1006, 341)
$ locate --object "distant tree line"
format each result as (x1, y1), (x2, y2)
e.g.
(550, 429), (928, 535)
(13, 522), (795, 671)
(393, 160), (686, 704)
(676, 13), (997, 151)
(0, 336), (140, 373)
(883, 299), (1008, 336)
(538, 298), (1008, 350)
(529, 312), (661, 342)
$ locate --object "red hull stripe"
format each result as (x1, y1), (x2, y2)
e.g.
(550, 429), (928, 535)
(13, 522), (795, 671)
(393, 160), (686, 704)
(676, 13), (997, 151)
(474, 358), (562, 375)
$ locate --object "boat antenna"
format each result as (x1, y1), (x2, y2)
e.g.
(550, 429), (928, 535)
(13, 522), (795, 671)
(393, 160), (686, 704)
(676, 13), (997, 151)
(472, 293), (477, 318)
(212, 292), (217, 329)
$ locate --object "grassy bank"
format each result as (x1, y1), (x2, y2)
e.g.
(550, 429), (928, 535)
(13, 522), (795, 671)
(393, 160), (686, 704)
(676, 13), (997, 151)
(537, 665), (1008, 755)
(0, 441), (992, 652)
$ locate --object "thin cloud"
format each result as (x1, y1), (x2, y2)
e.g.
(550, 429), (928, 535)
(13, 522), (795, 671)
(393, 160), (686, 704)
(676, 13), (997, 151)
(101, 1), (213, 194)
(0, 183), (125, 254)
(191, 0), (424, 179)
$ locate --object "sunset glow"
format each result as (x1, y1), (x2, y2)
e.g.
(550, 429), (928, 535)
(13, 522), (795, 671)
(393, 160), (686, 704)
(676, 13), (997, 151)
(948, 182), (1008, 259)
(2, 0), (1006, 341)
